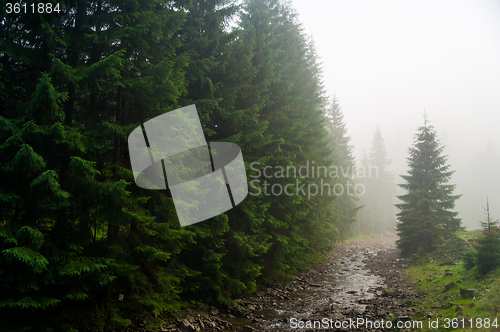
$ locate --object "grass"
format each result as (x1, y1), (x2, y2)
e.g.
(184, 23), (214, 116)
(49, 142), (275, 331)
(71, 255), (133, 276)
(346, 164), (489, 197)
(406, 230), (500, 331)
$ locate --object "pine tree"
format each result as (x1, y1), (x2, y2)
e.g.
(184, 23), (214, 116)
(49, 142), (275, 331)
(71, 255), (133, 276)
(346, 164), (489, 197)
(396, 118), (461, 256)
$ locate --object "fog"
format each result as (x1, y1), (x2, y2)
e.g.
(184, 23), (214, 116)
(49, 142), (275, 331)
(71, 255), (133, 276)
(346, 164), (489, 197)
(291, 0), (500, 229)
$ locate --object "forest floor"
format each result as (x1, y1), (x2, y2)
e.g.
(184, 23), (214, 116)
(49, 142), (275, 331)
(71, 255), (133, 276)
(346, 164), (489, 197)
(137, 232), (427, 332)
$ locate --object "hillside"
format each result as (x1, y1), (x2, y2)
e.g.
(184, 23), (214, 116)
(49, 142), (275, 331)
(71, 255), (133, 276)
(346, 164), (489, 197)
(406, 230), (500, 331)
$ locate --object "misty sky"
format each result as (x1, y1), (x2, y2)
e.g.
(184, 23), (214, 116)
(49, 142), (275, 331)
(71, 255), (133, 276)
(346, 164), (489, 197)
(290, 0), (500, 228)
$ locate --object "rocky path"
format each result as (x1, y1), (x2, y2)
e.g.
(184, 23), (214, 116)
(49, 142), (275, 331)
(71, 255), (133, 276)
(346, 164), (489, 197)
(152, 233), (422, 331)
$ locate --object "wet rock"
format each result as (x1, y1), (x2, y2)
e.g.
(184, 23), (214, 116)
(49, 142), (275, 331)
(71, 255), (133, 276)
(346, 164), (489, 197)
(354, 307), (365, 314)
(180, 319), (194, 330)
(343, 307), (354, 315)
(227, 300), (238, 310)
(318, 305), (330, 312)
(382, 287), (398, 297)
(160, 234), (423, 332)
(235, 305), (251, 316)
(330, 313), (344, 320)
(377, 309), (388, 317)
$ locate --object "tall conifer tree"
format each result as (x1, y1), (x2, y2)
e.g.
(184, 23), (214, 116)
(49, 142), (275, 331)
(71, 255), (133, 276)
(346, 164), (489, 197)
(1, 0), (349, 328)
(325, 96), (358, 239)
(356, 127), (395, 233)
(0, 0), (191, 329)
(396, 118), (461, 256)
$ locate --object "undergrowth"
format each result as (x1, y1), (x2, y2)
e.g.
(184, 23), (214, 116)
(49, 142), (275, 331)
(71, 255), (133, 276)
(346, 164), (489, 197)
(406, 230), (500, 331)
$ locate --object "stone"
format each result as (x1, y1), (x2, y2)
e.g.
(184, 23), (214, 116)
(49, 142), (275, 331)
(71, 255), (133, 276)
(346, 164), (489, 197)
(354, 307), (365, 314)
(460, 288), (479, 298)
(382, 288), (399, 297)
(210, 306), (219, 315)
(234, 305), (250, 317)
(343, 307), (354, 314)
(318, 305), (330, 312)
(330, 313), (344, 320)
(444, 282), (456, 291)
(227, 300), (238, 310)
(181, 319), (194, 330)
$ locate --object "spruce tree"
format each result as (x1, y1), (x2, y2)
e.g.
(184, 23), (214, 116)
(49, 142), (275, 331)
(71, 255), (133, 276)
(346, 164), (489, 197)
(396, 118), (461, 256)
(324, 96), (358, 240)
(474, 198), (500, 274)
(358, 127), (395, 233)
(1, 0), (351, 328)
(1, 0), (192, 329)
(223, 0), (337, 283)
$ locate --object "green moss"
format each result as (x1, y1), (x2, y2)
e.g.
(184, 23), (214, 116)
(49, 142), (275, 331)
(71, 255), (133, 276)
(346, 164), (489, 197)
(406, 230), (500, 330)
